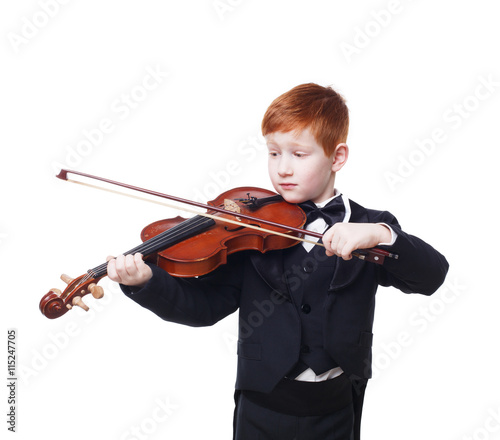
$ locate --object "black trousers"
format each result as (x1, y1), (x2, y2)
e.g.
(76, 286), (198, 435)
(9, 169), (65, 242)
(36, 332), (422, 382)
(233, 392), (354, 440)
(233, 378), (367, 440)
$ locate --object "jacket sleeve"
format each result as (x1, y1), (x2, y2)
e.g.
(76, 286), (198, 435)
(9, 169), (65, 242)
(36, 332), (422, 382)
(372, 210), (449, 295)
(120, 253), (245, 327)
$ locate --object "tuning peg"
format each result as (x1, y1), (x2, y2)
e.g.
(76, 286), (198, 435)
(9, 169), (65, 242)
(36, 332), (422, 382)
(88, 283), (104, 299)
(60, 274), (74, 284)
(72, 296), (89, 312)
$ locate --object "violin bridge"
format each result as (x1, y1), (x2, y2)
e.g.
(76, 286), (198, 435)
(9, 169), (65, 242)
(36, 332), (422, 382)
(223, 199), (242, 221)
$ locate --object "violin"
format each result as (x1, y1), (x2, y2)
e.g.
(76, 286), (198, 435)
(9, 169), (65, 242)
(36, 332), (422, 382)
(39, 170), (398, 319)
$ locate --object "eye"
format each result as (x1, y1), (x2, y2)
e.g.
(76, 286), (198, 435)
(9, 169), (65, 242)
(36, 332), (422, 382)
(268, 151), (279, 157)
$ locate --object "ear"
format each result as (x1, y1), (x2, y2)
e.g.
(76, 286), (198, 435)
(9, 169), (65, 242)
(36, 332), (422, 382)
(331, 143), (349, 172)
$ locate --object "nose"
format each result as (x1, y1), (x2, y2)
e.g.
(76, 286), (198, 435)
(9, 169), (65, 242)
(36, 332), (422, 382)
(277, 155), (293, 177)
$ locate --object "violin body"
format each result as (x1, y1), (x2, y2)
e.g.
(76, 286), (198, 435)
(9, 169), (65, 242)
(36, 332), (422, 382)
(143, 187), (306, 277)
(40, 186), (306, 319)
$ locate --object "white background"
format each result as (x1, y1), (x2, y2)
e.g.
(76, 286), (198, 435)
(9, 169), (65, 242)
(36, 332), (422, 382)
(1, 1), (500, 439)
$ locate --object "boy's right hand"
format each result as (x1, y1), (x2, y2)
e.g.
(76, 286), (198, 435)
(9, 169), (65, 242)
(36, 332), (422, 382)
(107, 253), (153, 288)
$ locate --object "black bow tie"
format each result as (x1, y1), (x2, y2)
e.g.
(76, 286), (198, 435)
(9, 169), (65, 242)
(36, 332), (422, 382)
(299, 196), (345, 227)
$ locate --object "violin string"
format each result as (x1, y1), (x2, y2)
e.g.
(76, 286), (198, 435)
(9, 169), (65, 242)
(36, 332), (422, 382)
(94, 217), (209, 276)
(134, 215), (213, 254)
(86, 214), (215, 279)
(79, 218), (199, 281)
(123, 215), (212, 257)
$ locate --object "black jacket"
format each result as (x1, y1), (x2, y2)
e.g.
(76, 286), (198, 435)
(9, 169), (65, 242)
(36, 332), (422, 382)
(122, 198), (449, 393)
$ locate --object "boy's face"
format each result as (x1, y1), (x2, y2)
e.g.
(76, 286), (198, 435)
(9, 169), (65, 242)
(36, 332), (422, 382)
(266, 128), (338, 204)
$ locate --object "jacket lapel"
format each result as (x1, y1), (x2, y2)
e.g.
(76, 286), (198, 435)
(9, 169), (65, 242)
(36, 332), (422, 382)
(328, 257), (366, 291)
(328, 199), (369, 291)
(249, 250), (291, 301)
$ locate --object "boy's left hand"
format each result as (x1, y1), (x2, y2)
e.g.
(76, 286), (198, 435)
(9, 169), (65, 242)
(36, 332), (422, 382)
(322, 223), (391, 260)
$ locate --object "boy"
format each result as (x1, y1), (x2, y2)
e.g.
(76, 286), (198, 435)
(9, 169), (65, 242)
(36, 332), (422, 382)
(107, 83), (449, 439)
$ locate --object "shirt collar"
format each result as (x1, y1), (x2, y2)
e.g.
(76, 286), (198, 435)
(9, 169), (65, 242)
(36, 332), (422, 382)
(314, 188), (341, 208)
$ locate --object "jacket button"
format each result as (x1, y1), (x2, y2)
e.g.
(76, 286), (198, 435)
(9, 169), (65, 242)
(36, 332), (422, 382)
(303, 263), (314, 273)
(301, 303), (311, 314)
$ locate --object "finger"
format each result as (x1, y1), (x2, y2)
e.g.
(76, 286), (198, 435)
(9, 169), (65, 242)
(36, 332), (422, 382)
(133, 253), (148, 276)
(323, 230), (338, 256)
(124, 254), (149, 285)
(325, 237), (339, 257)
(114, 254), (129, 281)
(332, 235), (345, 258)
(107, 258), (120, 282)
(124, 254), (137, 278)
(324, 241), (336, 257)
(339, 242), (353, 260)
(340, 250), (353, 260)
(134, 253), (153, 282)
(134, 253), (144, 267)
(106, 255), (115, 262)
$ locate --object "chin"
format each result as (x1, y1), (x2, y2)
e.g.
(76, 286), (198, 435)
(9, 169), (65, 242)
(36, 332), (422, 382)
(280, 194), (306, 204)
(272, 186), (306, 204)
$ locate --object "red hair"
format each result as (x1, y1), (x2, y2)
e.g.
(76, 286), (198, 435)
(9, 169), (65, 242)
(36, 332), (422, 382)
(261, 83), (349, 156)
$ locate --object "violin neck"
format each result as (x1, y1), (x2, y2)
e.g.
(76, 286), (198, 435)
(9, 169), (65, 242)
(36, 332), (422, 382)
(88, 215), (216, 279)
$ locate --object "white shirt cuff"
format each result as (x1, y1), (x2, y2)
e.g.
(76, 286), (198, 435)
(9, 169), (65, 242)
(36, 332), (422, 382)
(377, 223), (397, 246)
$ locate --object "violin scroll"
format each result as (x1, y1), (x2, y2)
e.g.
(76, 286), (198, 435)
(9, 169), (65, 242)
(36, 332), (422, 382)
(39, 289), (67, 319)
(39, 272), (106, 319)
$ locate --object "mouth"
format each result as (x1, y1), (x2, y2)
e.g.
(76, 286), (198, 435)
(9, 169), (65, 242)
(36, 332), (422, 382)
(279, 183), (297, 190)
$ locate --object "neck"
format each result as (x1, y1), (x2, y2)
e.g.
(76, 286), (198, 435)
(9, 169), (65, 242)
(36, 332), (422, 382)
(312, 188), (338, 206)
